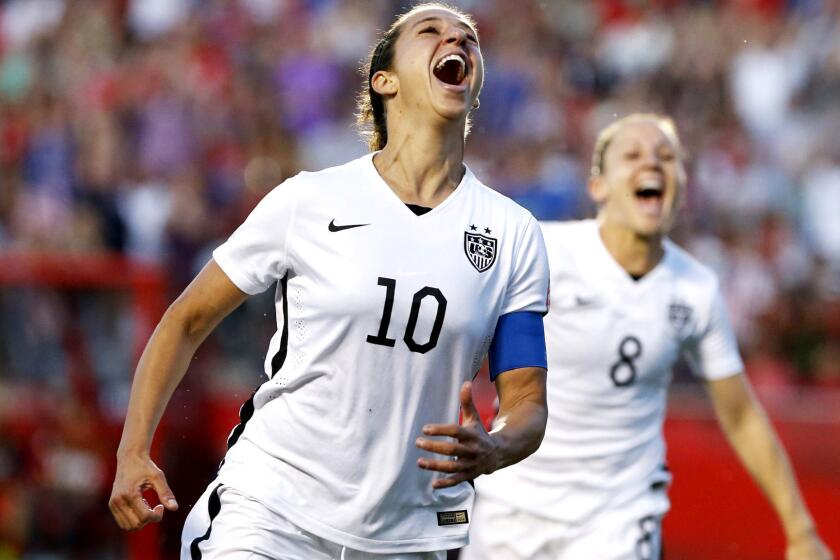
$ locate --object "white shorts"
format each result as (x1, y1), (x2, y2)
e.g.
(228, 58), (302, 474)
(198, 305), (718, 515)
(182, 482), (446, 560)
(460, 493), (665, 560)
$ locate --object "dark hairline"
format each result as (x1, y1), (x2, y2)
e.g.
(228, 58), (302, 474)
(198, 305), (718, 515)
(591, 114), (684, 177)
(407, 14), (479, 38)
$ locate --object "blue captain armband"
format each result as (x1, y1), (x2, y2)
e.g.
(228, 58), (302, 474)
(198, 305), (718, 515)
(488, 311), (547, 381)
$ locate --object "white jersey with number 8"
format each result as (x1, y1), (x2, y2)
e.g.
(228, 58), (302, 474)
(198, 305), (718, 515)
(475, 219), (742, 524)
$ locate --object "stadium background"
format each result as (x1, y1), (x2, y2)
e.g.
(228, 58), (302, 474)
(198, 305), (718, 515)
(0, 0), (838, 558)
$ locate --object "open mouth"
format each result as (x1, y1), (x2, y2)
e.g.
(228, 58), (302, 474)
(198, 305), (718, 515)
(433, 53), (467, 86)
(634, 179), (664, 202)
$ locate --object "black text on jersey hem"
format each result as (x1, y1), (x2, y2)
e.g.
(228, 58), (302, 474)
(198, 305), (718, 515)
(437, 510), (469, 526)
(328, 219), (371, 232)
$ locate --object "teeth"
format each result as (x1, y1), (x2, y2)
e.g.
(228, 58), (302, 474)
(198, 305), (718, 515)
(435, 54), (466, 81)
(436, 54), (465, 69)
(637, 179), (663, 192)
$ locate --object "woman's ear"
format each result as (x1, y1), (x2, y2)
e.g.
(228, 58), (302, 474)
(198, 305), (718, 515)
(371, 70), (398, 97)
(587, 176), (608, 205)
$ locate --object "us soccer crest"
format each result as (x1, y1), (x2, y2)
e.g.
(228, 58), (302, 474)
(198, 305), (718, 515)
(464, 230), (497, 273)
(668, 301), (693, 336)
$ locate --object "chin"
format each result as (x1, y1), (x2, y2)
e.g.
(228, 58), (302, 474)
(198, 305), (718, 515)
(633, 220), (668, 239)
(433, 99), (470, 121)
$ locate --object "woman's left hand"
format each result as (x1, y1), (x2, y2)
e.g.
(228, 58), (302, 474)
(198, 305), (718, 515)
(786, 532), (833, 560)
(415, 381), (500, 489)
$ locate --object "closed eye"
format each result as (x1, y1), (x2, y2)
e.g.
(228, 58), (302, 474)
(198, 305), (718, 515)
(419, 26), (439, 35)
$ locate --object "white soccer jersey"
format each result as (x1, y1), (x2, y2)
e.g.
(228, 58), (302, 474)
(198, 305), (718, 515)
(476, 219), (743, 524)
(210, 153), (549, 553)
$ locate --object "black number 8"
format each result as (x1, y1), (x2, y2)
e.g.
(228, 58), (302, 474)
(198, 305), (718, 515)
(635, 515), (659, 560)
(610, 335), (642, 387)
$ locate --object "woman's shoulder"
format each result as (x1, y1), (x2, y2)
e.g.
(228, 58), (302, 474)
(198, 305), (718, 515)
(663, 239), (721, 293)
(538, 219), (594, 239)
(262, 154), (373, 203)
(291, 153), (373, 186)
(467, 173), (537, 224)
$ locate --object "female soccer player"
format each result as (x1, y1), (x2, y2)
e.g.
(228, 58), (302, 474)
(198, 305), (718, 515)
(108, 4), (551, 559)
(464, 114), (832, 560)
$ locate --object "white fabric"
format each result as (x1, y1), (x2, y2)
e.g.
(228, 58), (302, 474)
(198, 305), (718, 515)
(182, 483), (445, 560)
(210, 153), (549, 553)
(462, 492), (665, 560)
(476, 219), (742, 525)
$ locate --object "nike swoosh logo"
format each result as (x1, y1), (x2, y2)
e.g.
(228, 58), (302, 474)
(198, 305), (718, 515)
(575, 295), (598, 307)
(328, 219), (370, 232)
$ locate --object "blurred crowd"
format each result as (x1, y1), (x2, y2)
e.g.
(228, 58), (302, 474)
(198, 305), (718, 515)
(1, 0), (840, 557)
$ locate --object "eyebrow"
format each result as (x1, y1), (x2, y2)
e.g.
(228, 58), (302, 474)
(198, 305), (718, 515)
(411, 16), (477, 36)
(616, 138), (674, 151)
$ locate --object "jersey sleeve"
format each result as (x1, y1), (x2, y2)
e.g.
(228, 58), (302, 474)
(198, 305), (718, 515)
(683, 281), (744, 380)
(212, 179), (301, 295)
(500, 216), (550, 316)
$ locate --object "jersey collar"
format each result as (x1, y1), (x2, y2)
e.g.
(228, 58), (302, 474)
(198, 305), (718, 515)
(587, 220), (673, 289)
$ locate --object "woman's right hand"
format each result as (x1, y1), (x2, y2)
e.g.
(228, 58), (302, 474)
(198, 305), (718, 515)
(107, 260), (245, 531)
(108, 452), (178, 531)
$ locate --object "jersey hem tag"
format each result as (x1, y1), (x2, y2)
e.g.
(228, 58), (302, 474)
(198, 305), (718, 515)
(437, 510), (469, 526)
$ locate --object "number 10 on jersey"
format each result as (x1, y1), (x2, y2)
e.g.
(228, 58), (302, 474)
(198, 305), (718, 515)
(366, 277), (448, 354)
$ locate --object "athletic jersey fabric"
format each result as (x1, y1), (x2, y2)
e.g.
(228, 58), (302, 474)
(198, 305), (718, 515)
(475, 219), (743, 524)
(211, 153), (550, 553)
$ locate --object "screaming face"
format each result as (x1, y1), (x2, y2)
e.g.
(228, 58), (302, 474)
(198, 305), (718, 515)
(379, 8), (484, 122)
(589, 120), (686, 238)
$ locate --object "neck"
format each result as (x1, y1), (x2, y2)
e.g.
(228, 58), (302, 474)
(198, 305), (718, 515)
(373, 117), (466, 207)
(597, 219), (665, 277)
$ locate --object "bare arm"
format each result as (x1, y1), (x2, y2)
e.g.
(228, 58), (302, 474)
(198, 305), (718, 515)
(109, 260), (248, 531)
(415, 367), (547, 489)
(706, 374), (832, 560)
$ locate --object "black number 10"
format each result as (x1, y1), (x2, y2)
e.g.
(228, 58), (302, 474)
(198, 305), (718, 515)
(366, 277), (447, 354)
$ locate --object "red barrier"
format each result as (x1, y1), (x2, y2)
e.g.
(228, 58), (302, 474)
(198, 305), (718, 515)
(664, 389), (840, 559)
(0, 252), (168, 560)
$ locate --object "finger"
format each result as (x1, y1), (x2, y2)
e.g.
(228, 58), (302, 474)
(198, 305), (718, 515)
(111, 492), (144, 530)
(113, 499), (144, 531)
(110, 505), (133, 531)
(124, 507), (149, 531)
(421, 423), (464, 438)
(418, 456), (475, 474)
(150, 472), (179, 511)
(416, 437), (477, 458)
(125, 493), (164, 527)
(149, 503), (165, 524)
(459, 381), (481, 423)
(432, 472), (473, 489)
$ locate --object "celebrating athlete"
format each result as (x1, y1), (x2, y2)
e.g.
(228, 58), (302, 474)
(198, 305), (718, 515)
(463, 114), (831, 560)
(108, 3), (551, 559)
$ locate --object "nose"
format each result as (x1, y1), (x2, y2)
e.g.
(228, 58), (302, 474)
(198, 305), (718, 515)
(641, 149), (663, 170)
(443, 26), (468, 46)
